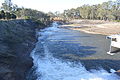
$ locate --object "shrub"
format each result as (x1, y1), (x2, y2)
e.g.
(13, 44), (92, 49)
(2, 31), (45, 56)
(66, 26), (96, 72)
(11, 14), (17, 19)
(5, 12), (11, 19)
(1, 10), (5, 19)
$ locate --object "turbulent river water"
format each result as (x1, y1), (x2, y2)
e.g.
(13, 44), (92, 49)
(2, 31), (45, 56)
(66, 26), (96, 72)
(28, 22), (120, 80)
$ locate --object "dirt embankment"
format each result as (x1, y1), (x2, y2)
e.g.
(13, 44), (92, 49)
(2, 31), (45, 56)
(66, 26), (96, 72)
(0, 20), (41, 80)
(61, 20), (120, 35)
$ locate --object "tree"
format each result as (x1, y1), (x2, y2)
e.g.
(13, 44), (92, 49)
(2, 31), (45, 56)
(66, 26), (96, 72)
(47, 12), (55, 18)
(11, 13), (16, 19)
(114, 0), (120, 20)
(61, 0), (120, 21)
(79, 5), (91, 19)
(15, 8), (22, 18)
(12, 4), (18, 11)
(0, 10), (5, 19)
(1, 0), (12, 12)
(5, 12), (11, 19)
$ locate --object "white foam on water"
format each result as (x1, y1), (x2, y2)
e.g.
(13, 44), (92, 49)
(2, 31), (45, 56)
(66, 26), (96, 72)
(31, 45), (120, 80)
(38, 22), (60, 41)
(31, 22), (120, 80)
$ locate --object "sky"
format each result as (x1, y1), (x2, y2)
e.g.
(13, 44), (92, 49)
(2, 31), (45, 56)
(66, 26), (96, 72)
(0, 0), (116, 13)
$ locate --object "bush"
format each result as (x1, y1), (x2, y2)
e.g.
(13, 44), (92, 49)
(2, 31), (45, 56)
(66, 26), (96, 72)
(116, 20), (120, 22)
(24, 16), (30, 19)
(36, 20), (45, 26)
(0, 10), (17, 20)
(1, 10), (5, 19)
(11, 14), (17, 19)
(5, 12), (11, 19)
(114, 20), (120, 22)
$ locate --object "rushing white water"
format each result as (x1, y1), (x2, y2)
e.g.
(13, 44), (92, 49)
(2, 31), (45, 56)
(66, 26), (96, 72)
(31, 22), (120, 80)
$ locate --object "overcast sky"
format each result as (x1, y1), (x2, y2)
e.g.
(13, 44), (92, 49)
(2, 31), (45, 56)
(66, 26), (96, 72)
(0, 0), (116, 13)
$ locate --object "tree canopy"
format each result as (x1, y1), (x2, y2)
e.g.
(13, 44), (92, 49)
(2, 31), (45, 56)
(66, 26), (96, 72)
(62, 0), (120, 21)
(0, 0), (51, 25)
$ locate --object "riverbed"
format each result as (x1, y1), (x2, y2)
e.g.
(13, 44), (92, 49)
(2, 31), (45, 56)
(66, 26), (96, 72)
(28, 22), (120, 80)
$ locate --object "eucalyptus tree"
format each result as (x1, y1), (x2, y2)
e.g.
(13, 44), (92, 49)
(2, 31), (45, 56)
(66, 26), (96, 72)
(47, 12), (56, 18)
(113, 0), (120, 20)
(1, 0), (12, 12)
(79, 5), (91, 19)
(89, 5), (98, 19)
(5, 12), (11, 19)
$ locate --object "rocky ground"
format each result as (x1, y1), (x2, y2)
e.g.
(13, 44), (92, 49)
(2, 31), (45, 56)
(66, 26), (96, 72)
(0, 19), (41, 80)
(61, 20), (120, 36)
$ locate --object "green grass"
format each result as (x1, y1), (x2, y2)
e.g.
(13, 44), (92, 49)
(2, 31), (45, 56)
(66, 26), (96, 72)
(114, 20), (120, 22)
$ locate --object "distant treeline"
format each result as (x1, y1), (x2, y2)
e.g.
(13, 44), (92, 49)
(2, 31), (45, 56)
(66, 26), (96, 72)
(62, 0), (120, 21)
(0, 1), (51, 25)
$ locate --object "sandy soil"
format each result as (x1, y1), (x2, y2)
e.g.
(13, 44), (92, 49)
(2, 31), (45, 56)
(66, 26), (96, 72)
(61, 20), (120, 36)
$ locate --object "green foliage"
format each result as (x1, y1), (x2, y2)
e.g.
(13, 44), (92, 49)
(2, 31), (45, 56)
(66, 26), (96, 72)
(5, 12), (11, 19)
(14, 8), (51, 25)
(36, 20), (46, 26)
(0, 10), (17, 20)
(11, 13), (16, 19)
(62, 0), (120, 21)
(0, 0), (51, 25)
(1, 0), (12, 12)
(47, 12), (56, 18)
(1, 10), (5, 19)
(115, 20), (120, 22)
(24, 16), (30, 19)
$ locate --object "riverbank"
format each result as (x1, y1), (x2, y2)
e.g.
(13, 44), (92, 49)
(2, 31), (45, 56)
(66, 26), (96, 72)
(0, 19), (46, 80)
(61, 20), (120, 36)
(59, 21), (120, 74)
(30, 22), (120, 80)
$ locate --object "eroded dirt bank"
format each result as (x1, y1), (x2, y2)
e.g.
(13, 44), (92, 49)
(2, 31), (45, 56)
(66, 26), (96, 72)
(0, 19), (43, 80)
